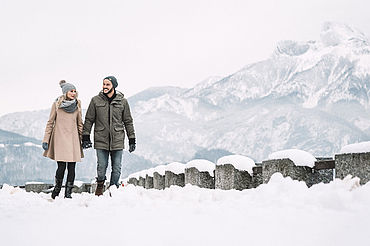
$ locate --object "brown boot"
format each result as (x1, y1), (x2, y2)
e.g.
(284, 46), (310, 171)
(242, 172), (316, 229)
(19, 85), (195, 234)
(95, 180), (105, 196)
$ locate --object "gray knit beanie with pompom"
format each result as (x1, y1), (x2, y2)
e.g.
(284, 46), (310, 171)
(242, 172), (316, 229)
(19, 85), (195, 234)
(59, 80), (76, 95)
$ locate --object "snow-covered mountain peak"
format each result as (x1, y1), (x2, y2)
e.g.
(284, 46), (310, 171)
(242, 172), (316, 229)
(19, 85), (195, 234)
(1, 23), (370, 165)
(191, 76), (223, 91)
(320, 22), (369, 47)
(275, 40), (312, 57)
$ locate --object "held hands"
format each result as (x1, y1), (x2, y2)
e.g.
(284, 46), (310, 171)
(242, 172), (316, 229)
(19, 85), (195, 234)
(129, 138), (136, 153)
(42, 142), (49, 151)
(82, 135), (93, 149)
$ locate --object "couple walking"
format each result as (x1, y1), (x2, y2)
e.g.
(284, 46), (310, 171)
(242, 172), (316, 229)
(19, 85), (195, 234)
(42, 76), (136, 199)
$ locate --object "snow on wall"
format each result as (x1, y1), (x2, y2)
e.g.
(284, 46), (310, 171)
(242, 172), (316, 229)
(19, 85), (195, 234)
(185, 159), (215, 176)
(153, 165), (166, 176)
(165, 162), (186, 175)
(216, 155), (255, 173)
(267, 149), (317, 168)
(340, 141), (370, 154)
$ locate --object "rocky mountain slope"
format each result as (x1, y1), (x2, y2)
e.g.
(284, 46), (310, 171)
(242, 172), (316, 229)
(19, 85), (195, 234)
(1, 22), (369, 168)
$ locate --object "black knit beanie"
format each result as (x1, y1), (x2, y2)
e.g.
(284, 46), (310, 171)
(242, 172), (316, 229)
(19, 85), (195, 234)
(104, 76), (118, 88)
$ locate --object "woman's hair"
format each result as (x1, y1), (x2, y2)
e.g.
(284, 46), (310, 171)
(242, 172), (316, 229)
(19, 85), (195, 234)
(55, 93), (80, 109)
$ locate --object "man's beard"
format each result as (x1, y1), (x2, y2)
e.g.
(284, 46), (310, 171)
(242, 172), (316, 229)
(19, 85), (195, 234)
(103, 88), (114, 95)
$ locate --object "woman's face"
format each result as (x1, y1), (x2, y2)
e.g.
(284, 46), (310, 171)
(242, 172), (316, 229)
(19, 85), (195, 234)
(66, 89), (77, 100)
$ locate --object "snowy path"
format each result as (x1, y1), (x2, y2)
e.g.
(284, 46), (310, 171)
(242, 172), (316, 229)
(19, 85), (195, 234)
(1, 174), (369, 246)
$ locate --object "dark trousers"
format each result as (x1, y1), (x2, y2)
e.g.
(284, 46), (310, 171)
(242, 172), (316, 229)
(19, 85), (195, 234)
(56, 161), (76, 182)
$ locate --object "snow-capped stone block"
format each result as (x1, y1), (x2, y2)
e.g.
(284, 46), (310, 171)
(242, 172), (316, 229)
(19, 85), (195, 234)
(138, 177), (146, 188)
(185, 159), (215, 176)
(153, 172), (165, 190)
(142, 168), (155, 189)
(145, 174), (154, 189)
(72, 183), (92, 193)
(165, 162), (185, 188)
(128, 177), (138, 186)
(165, 171), (185, 188)
(184, 160), (215, 189)
(215, 164), (252, 190)
(185, 167), (215, 189)
(311, 158), (335, 186)
(268, 149), (317, 168)
(127, 170), (147, 188)
(335, 152), (370, 185)
(216, 155), (256, 174)
(153, 165), (166, 190)
(252, 163), (263, 188)
(25, 183), (53, 193)
(262, 158), (313, 187)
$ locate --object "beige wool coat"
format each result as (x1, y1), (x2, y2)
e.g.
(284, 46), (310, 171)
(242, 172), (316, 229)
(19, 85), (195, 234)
(42, 97), (84, 162)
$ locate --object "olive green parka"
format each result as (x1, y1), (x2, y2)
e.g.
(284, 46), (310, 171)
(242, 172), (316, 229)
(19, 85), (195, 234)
(83, 91), (135, 150)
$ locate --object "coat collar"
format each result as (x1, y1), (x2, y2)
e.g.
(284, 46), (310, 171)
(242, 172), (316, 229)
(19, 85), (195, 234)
(98, 90), (124, 103)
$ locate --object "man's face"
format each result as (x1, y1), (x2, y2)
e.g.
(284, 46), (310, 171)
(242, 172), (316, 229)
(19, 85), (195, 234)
(103, 79), (113, 94)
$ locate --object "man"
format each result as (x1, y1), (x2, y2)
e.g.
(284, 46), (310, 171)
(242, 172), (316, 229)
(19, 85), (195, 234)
(82, 76), (136, 196)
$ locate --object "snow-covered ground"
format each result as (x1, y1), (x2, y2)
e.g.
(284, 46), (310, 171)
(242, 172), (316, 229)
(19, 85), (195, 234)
(1, 174), (369, 246)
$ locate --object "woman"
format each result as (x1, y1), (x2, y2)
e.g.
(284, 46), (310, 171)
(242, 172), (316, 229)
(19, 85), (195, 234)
(42, 80), (84, 199)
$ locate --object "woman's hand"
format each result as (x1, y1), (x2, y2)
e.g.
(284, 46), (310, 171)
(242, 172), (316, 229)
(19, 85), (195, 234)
(42, 142), (49, 151)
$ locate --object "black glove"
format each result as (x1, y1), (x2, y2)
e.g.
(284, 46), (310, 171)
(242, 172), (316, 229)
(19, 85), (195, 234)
(129, 138), (136, 153)
(82, 135), (93, 149)
(42, 142), (48, 151)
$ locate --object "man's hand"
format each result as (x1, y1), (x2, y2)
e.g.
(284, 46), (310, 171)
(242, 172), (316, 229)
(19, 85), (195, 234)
(129, 138), (136, 153)
(82, 135), (93, 149)
(42, 142), (48, 151)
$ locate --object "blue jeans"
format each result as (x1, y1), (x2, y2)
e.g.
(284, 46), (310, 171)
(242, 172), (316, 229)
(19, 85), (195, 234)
(96, 149), (123, 187)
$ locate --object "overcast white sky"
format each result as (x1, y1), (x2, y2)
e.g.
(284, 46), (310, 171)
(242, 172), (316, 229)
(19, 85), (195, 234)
(0, 0), (369, 116)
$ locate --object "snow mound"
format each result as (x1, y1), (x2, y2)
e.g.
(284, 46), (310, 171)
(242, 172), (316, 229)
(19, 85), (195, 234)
(1, 176), (370, 246)
(25, 181), (44, 185)
(153, 165), (167, 176)
(267, 149), (317, 168)
(24, 142), (41, 147)
(185, 159), (215, 176)
(128, 170), (146, 179)
(340, 141), (370, 154)
(165, 162), (186, 175)
(74, 181), (84, 188)
(216, 155), (256, 173)
(144, 168), (156, 177)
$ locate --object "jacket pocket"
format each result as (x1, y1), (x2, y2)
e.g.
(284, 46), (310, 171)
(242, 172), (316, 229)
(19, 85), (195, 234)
(114, 125), (125, 141)
(94, 125), (108, 144)
(112, 104), (123, 121)
(95, 126), (105, 131)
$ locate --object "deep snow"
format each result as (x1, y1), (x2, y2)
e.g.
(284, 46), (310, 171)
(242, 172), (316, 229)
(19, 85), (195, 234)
(1, 174), (370, 246)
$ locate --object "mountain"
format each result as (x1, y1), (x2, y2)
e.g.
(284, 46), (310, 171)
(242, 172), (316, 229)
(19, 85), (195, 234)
(1, 22), (369, 167)
(131, 22), (370, 162)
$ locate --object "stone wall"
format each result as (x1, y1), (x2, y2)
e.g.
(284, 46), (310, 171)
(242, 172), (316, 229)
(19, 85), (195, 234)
(335, 152), (370, 185)
(185, 167), (214, 189)
(4, 152), (370, 194)
(215, 164), (252, 190)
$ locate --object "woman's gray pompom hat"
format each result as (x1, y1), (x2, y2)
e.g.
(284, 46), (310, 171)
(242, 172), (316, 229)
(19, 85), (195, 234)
(59, 80), (76, 95)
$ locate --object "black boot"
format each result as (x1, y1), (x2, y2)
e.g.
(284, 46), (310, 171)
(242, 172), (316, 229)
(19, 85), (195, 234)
(51, 177), (63, 199)
(64, 182), (74, 199)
